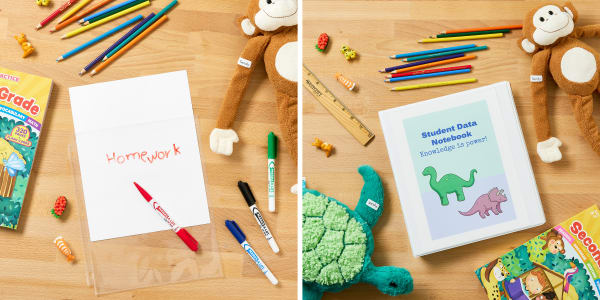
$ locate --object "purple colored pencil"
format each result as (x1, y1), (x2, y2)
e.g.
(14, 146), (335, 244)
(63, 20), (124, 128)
(79, 12), (156, 75)
(379, 53), (465, 73)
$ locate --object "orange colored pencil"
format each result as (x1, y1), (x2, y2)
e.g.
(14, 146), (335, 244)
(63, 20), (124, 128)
(443, 25), (522, 34)
(51, 0), (115, 32)
(391, 55), (476, 74)
(91, 15), (168, 76)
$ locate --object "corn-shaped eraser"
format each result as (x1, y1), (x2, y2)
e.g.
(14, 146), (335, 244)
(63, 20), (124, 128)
(335, 73), (356, 91)
(54, 236), (75, 262)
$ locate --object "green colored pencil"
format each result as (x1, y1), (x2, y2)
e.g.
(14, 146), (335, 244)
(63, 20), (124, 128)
(432, 29), (510, 38)
(402, 46), (488, 62)
(83, 0), (147, 25)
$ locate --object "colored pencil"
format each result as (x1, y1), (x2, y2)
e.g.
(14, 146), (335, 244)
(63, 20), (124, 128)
(390, 78), (477, 91)
(62, 1), (149, 39)
(443, 25), (522, 34)
(389, 44), (475, 59)
(104, 0), (177, 61)
(81, 0), (142, 24)
(58, 0), (92, 23)
(419, 33), (503, 43)
(57, 15), (142, 61)
(92, 15), (168, 75)
(385, 68), (471, 82)
(80, 12), (155, 75)
(379, 53), (464, 73)
(432, 29), (510, 38)
(83, 0), (147, 25)
(402, 46), (487, 62)
(36, 0), (80, 29)
(51, 0), (115, 32)
(391, 55), (476, 74)
(387, 65), (472, 78)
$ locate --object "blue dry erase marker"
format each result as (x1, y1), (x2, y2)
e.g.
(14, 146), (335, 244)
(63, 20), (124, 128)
(386, 68), (471, 82)
(225, 220), (278, 285)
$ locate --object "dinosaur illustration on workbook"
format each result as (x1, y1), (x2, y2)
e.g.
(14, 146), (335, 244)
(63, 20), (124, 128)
(459, 187), (507, 219)
(422, 166), (477, 206)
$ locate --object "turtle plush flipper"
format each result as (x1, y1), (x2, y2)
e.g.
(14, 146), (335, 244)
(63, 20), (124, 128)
(361, 261), (413, 296)
(355, 165), (384, 227)
(303, 284), (323, 300)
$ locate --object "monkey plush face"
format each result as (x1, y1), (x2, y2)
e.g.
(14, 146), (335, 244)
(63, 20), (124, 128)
(520, 2), (578, 54)
(240, 0), (298, 36)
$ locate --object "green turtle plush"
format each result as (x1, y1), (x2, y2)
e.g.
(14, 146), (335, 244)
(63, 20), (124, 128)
(302, 165), (413, 300)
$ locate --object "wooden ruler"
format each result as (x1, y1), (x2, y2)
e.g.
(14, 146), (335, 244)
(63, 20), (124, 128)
(302, 65), (375, 145)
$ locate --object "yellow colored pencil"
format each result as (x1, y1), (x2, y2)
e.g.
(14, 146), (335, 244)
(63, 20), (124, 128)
(58, 0), (92, 24)
(91, 15), (168, 76)
(61, 1), (149, 39)
(390, 78), (477, 91)
(419, 33), (503, 43)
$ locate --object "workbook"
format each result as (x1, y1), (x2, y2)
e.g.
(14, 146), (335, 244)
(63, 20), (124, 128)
(475, 205), (600, 300)
(379, 81), (545, 256)
(69, 71), (210, 241)
(0, 67), (52, 229)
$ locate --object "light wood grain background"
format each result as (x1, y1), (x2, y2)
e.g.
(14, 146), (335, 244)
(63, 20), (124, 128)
(303, 0), (600, 299)
(0, 1), (297, 299)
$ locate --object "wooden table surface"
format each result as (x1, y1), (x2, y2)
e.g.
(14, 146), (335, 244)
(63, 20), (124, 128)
(303, 0), (600, 299)
(0, 1), (297, 299)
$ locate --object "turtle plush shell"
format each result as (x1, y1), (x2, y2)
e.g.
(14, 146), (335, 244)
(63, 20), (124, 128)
(302, 192), (368, 286)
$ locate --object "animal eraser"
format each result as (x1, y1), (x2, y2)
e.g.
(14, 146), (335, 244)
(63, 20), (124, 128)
(340, 45), (357, 60)
(312, 137), (333, 157)
(54, 236), (75, 262)
(316, 33), (329, 52)
(36, 0), (50, 6)
(51, 196), (67, 218)
(335, 73), (356, 91)
(14, 34), (34, 58)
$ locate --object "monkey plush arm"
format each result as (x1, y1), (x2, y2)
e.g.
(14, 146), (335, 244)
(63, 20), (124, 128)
(531, 49), (563, 163)
(573, 25), (600, 39)
(210, 35), (271, 156)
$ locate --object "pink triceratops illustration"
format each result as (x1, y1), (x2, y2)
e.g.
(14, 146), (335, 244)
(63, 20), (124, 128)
(458, 187), (507, 219)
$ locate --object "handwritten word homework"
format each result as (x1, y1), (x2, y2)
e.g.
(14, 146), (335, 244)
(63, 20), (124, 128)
(106, 144), (181, 165)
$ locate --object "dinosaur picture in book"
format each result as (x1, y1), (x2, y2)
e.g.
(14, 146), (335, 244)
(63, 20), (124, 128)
(459, 187), (508, 219)
(422, 166), (477, 206)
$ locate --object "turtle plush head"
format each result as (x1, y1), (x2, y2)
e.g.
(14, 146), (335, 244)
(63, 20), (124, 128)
(302, 165), (413, 300)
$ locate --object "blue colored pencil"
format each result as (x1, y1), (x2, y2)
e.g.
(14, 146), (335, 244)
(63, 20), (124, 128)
(104, 0), (178, 61)
(81, 0), (141, 24)
(79, 13), (155, 75)
(379, 53), (465, 73)
(403, 46), (488, 62)
(384, 68), (471, 82)
(57, 14), (143, 62)
(389, 44), (476, 59)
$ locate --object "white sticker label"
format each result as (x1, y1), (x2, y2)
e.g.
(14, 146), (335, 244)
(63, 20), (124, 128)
(530, 75), (543, 82)
(238, 57), (252, 68)
(365, 199), (379, 211)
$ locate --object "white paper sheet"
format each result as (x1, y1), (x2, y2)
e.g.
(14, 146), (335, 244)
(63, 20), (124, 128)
(69, 71), (210, 241)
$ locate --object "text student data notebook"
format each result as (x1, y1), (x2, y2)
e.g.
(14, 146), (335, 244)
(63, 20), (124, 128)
(379, 82), (545, 256)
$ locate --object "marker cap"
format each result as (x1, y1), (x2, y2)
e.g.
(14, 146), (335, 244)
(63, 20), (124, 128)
(225, 220), (246, 244)
(238, 181), (256, 206)
(268, 132), (277, 159)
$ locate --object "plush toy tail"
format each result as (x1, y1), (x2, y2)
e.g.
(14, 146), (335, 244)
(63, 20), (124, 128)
(276, 91), (298, 163)
(303, 284), (323, 300)
(355, 165), (384, 228)
(361, 262), (413, 296)
(570, 94), (600, 154)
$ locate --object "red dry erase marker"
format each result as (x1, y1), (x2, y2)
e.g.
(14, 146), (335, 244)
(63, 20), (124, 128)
(133, 182), (199, 252)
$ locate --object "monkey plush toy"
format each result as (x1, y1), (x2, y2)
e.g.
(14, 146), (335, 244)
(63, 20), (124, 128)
(210, 0), (298, 162)
(520, 2), (600, 163)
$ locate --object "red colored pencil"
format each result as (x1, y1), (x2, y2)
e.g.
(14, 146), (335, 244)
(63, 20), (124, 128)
(387, 65), (472, 78)
(36, 0), (80, 29)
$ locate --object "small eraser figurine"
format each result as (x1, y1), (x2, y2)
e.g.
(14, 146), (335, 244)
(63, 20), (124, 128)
(340, 45), (357, 60)
(36, 0), (50, 5)
(312, 137), (333, 157)
(316, 33), (329, 52)
(335, 73), (356, 91)
(51, 196), (67, 218)
(54, 236), (75, 262)
(14, 34), (34, 58)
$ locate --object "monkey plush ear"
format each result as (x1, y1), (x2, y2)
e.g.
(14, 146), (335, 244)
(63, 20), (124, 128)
(563, 1), (578, 22)
(518, 37), (539, 55)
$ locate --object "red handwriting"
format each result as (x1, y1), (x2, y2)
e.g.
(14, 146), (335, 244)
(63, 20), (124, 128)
(106, 144), (182, 165)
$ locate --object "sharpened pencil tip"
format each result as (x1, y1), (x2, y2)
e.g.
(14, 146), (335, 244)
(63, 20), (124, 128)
(35, 24), (42, 30)
(79, 69), (86, 76)
(90, 70), (97, 76)
(56, 57), (63, 62)
(102, 57), (107, 62)
(61, 35), (67, 39)
(389, 56), (395, 59)
(378, 70), (384, 73)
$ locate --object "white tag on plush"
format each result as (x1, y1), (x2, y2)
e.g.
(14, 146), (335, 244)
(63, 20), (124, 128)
(366, 199), (379, 211)
(530, 75), (543, 82)
(238, 57), (252, 68)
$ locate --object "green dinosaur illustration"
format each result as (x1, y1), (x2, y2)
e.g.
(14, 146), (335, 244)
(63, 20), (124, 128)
(422, 166), (477, 206)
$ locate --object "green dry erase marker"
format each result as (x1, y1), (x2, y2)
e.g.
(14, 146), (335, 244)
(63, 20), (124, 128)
(268, 132), (277, 212)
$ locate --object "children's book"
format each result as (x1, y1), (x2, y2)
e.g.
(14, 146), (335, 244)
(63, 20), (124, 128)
(379, 82), (545, 256)
(0, 67), (52, 229)
(475, 205), (600, 300)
